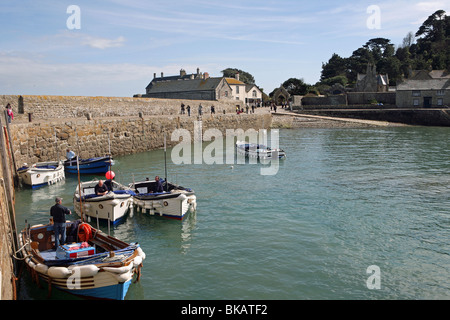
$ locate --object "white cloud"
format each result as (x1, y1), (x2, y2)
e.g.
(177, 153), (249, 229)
(81, 35), (126, 49)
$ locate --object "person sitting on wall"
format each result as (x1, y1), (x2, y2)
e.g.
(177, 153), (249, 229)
(95, 180), (109, 196)
(66, 149), (76, 160)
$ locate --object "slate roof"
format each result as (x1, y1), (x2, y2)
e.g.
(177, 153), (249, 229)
(396, 79), (450, 91)
(146, 77), (228, 94)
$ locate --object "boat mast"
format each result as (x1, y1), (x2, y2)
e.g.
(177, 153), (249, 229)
(75, 131), (84, 222)
(164, 132), (168, 191)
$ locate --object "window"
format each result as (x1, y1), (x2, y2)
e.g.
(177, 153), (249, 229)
(225, 91), (228, 97)
(436, 90), (445, 96)
(437, 98), (443, 106)
(413, 98), (419, 106)
(412, 91), (421, 97)
(236, 86), (239, 94)
(252, 90), (257, 97)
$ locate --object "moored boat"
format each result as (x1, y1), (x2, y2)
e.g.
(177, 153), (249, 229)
(73, 179), (135, 225)
(236, 140), (286, 161)
(64, 156), (114, 175)
(18, 161), (65, 188)
(130, 179), (197, 220)
(19, 220), (145, 300)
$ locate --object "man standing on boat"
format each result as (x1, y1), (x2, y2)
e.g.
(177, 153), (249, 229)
(50, 197), (72, 248)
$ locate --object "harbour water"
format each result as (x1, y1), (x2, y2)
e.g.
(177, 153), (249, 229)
(15, 126), (450, 300)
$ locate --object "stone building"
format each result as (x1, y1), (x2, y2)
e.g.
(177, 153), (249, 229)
(355, 63), (389, 92)
(396, 70), (450, 108)
(143, 68), (233, 101)
(224, 73), (262, 105)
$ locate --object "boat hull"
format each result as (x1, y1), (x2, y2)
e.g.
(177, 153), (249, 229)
(236, 141), (286, 161)
(133, 192), (197, 220)
(19, 223), (145, 300)
(18, 161), (65, 188)
(73, 181), (134, 225)
(64, 156), (114, 174)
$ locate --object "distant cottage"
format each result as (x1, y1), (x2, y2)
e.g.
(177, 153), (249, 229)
(396, 69), (450, 108)
(142, 68), (233, 101)
(139, 68), (263, 103)
(225, 73), (263, 105)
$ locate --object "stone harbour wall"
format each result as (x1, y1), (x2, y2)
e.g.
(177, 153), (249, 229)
(0, 95), (242, 122)
(8, 112), (272, 168)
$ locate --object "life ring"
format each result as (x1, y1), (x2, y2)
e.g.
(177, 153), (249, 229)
(78, 223), (93, 242)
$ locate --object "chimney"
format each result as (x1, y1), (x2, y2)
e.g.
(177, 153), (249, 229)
(161, 72), (164, 78)
(236, 72), (240, 81)
(180, 69), (186, 77)
(154, 73), (156, 79)
(197, 67), (200, 75)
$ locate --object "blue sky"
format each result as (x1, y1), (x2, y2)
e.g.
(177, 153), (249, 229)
(1, 0), (449, 97)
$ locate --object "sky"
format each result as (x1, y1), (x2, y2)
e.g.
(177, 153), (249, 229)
(1, 0), (449, 97)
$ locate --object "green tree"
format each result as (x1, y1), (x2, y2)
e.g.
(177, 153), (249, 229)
(282, 78), (310, 95)
(221, 68), (255, 85)
(320, 53), (348, 81)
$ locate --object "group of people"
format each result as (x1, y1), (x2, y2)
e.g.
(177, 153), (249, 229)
(180, 103), (215, 116)
(4, 103), (13, 123)
(51, 174), (164, 248)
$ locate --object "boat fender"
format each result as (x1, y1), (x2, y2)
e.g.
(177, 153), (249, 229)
(48, 266), (72, 278)
(137, 247), (146, 260)
(102, 263), (133, 274)
(111, 270), (133, 283)
(26, 258), (36, 269)
(133, 255), (143, 267)
(68, 264), (99, 277)
(34, 263), (49, 275)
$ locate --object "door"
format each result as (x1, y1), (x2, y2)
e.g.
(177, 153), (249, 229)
(423, 97), (432, 108)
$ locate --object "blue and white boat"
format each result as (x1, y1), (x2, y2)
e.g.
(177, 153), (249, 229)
(19, 220), (146, 300)
(130, 179), (197, 220)
(18, 161), (65, 188)
(64, 156), (114, 175)
(73, 179), (135, 225)
(236, 140), (286, 161)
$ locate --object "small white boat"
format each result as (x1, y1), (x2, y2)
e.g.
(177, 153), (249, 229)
(73, 180), (135, 225)
(130, 179), (197, 220)
(236, 141), (286, 161)
(19, 220), (145, 300)
(18, 161), (65, 188)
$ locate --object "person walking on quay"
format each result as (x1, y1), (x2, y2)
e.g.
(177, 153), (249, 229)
(187, 105), (191, 116)
(5, 103), (13, 123)
(180, 103), (185, 115)
(50, 197), (72, 248)
(211, 105), (215, 114)
(198, 104), (203, 116)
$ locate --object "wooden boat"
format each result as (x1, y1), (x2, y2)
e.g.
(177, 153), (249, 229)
(19, 220), (145, 300)
(236, 140), (286, 161)
(18, 161), (65, 188)
(64, 156), (114, 175)
(73, 180), (135, 225)
(130, 179), (197, 220)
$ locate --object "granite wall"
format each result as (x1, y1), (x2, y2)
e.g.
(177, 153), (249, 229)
(0, 95), (242, 122)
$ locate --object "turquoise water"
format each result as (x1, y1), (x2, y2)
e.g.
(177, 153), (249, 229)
(15, 127), (450, 300)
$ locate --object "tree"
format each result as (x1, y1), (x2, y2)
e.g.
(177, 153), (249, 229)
(320, 53), (348, 81)
(282, 78), (310, 95)
(221, 68), (255, 85)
